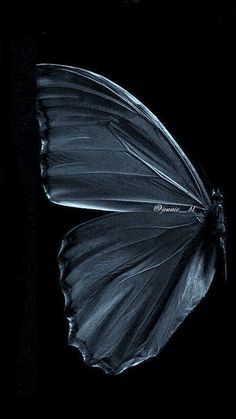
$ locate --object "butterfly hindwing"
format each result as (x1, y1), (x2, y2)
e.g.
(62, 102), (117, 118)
(58, 211), (216, 374)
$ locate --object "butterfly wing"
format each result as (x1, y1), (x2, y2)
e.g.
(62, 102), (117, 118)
(58, 211), (216, 374)
(36, 64), (210, 212)
(37, 64), (216, 373)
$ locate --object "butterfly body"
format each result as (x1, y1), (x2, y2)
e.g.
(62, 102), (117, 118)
(211, 190), (226, 237)
(210, 189), (227, 281)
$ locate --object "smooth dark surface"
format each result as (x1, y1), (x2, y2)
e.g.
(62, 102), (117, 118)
(4, 1), (235, 411)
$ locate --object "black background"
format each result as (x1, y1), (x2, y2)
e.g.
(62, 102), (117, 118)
(3, 1), (235, 412)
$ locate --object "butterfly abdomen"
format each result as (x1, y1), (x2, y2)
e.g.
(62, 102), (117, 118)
(211, 189), (226, 239)
(210, 189), (227, 281)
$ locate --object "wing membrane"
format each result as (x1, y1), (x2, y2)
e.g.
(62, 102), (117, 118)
(58, 211), (215, 374)
(37, 64), (210, 211)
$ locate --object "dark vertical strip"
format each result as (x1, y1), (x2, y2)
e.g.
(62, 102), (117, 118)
(6, 36), (40, 400)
